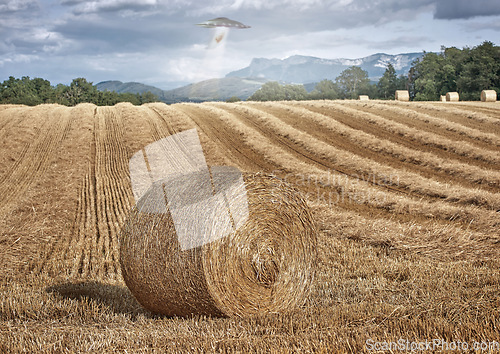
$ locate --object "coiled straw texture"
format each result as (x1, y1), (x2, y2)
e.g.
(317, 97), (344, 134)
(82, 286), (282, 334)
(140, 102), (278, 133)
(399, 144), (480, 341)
(119, 171), (317, 317)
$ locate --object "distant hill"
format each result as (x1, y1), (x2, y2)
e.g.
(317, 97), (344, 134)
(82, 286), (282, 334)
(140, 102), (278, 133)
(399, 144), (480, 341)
(96, 81), (166, 97)
(226, 53), (424, 83)
(97, 77), (269, 103)
(161, 77), (269, 103)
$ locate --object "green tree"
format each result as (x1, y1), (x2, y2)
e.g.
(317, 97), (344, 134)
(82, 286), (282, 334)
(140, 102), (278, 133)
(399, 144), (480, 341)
(226, 96), (241, 103)
(58, 78), (99, 106)
(335, 66), (371, 99)
(0, 76), (23, 104)
(283, 84), (308, 100)
(0, 76), (163, 106)
(139, 91), (159, 104)
(409, 41), (500, 101)
(248, 82), (286, 101)
(54, 83), (70, 105)
(456, 41), (500, 100)
(0, 76), (58, 105)
(96, 90), (121, 106)
(0, 76), (40, 105)
(32, 78), (54, 103)
(437, 46), (464, 94)
(310, 79), (340, 100)
(248, 82), (309, 101)
(411, 52), (445, 101)
(377, 63), (398, 99)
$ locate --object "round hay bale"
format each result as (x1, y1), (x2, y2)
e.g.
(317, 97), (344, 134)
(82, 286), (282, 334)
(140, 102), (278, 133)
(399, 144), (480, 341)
(446, 92), (459, 102)
(481, 90), (497, 102)
(440, 95), (446, 102)
(395, 90), (409, 101)
(358, 95), (369, 101)
(119, 172), (317, 318)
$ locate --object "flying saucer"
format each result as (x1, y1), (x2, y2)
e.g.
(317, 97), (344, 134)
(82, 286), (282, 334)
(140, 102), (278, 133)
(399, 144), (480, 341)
(196, 17), (251, 29)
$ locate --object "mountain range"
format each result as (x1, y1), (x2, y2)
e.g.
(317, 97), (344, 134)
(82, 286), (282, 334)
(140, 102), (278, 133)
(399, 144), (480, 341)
(96, 77), (270, 104)
(226, 53), (423, 83)
(96, 52), (424, 103)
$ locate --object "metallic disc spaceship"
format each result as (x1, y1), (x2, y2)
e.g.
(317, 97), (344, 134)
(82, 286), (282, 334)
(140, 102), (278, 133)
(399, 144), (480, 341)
(196, 17), (251, 29)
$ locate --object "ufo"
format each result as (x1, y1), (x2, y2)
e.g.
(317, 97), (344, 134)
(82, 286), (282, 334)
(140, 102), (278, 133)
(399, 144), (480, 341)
(196, 17), (251, 29)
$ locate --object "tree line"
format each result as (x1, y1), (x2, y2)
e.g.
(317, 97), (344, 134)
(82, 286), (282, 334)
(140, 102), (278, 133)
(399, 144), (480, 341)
(409, 41), (499, 101)
(247, 41), (499, 102)
(247, 64), (407, 101)
(0, 77), (159, 106)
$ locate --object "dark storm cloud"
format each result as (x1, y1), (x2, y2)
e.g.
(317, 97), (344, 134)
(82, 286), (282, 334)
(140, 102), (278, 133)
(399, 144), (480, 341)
(188, 0), (437, 33)
(0, 0), (38, 13)
(59, 0), (159, 15)
(47, 1), (201, 56)
(59, 0), (84, 5)
(464, 19), (500, 32)
(434, 0), (500, 19)
(0, 0), (41, 26)
(0, 0), (46, 55)
(50, 15), (191, 54)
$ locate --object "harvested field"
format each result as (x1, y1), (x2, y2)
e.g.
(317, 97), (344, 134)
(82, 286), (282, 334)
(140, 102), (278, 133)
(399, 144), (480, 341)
(1, 100), (499, 352)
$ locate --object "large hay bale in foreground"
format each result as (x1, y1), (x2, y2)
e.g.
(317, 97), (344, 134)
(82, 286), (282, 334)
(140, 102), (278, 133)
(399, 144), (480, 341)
(481, 90), (497, 102)
(446, 92), (459, 102)
(119, 172), (317, 318)
(395, 90), (409, 101)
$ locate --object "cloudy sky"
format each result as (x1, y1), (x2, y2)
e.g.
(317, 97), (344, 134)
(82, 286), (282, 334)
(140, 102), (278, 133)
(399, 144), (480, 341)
(1, 0), (499, 89)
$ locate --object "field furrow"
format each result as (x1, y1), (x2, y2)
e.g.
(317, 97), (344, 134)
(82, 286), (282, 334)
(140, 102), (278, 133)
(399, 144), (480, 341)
(144, 105), (178, 138)
(108, 110), (132, 279)
(252, 101), (500, 191)
(314, 200), (499, 261)
(0, 104), (95, 277)
(0, 107), (51, 184)
(162, 104), (254, 167)
(355, 101), (500, 147)
(0, 106), (71, 218)
(304, 101), (500, 167)
(92, 107), (131, 280)
(61, 106), (131, 280)
(396, 102), (500, 130)
(0, 104), (24, 112)
(0, 106), (30, 136)
(174, 103), (277, 171)
(188, 102), (498, 234)
(146, 102), (198, 133)
(69, 173), (95, 277)
(214, 101), (418, 196)
(212, 102), (500, 211)
(432, 102), (500, 121)
(27, 111), (76, 273)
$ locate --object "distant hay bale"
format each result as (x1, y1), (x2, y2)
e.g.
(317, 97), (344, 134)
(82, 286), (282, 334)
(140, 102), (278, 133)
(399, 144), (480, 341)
(358, 95), (369, 101)
(446, 92), (459, 102)
(440, 95), (446, 102)
(481, 90), (497, 102)
(119, 171), (317, 318)
(395, 90), (409, 101)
